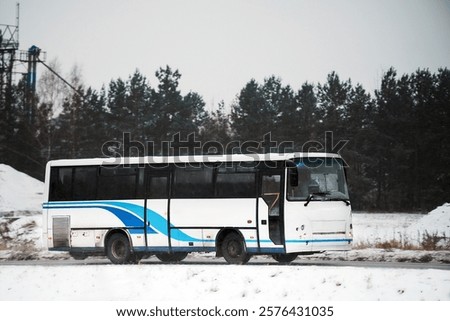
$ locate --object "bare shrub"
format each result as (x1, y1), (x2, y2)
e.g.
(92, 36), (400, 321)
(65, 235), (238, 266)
(422, 231), (450, 250)
(421, 231), (442, 251)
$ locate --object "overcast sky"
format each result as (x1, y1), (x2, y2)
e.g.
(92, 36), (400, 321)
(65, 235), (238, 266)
(1, 0), (449, 109)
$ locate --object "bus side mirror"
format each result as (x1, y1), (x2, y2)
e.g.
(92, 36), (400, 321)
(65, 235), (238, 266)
(289, 169), (298, 187)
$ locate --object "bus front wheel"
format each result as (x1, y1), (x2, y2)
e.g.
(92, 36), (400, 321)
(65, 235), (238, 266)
(106, 233), (132, 264)
(221, 233), (251, 265)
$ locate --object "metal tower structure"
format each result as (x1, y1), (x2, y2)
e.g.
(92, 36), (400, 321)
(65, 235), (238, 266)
(0, 3), (19, 107)
(1, 3), (80, 123)
(1, 4), (50, 124)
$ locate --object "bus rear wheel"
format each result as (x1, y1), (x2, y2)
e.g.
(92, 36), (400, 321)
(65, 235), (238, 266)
(221, 232), (251, 265)
(156, 252), (188, 262)
(272, 253), (298, 263)
(106, 233), (132, 264)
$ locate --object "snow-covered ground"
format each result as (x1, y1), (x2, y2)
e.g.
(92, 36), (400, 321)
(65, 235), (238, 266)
(0, 164), (44, 214)
(1, 263), (449, 301)
(0, 164), (449, 302)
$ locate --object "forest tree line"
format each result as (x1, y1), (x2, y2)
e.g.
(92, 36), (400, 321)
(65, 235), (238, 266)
(0, 63), (449, 212)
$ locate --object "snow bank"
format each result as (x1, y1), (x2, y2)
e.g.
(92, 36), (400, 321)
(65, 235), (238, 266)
(0, 164), (44, 213)
(408, 203), (450, 235)
(353, 204), (450, 248)
(0, 165), (45, 259)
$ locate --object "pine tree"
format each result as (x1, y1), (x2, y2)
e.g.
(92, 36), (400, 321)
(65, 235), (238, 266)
(343, 84), (376, 210)
(126, 70), (152, 143)
(152, 66), (184, 148)
(316, 71), (351, 140)
(200, 101), (231, 148)
(231, 76), (294, 148)
(181, 91), (208, 134)
(372, 68), (416, 210)
(151, 66), (207, 155)
(295, 82), (318, 145)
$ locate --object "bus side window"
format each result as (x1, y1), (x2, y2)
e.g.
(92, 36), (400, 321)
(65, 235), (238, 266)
(49, 167), (73, 201)
(172, 165), (213, 198)
(97, 166), (138, 200)
(216, 172), (256, 198)
(73, 167), (97, 201)
(148, 176), (168, 199)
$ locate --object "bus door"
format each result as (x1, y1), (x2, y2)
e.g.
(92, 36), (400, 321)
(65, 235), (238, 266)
(259, 171), (284, 248)
(145, 170), (170, 250)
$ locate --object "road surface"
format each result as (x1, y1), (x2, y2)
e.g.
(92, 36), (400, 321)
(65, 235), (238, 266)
(1, 256), (449, 270)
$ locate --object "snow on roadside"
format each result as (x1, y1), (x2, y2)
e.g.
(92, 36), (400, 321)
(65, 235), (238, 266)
(0, 164), (44, 214)
(353, 204), (450, 248)
(0, 164), (45, 259)
(407, 203), (450, 236)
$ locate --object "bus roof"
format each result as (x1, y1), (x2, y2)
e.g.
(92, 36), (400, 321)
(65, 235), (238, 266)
(46, 152), (343, 167)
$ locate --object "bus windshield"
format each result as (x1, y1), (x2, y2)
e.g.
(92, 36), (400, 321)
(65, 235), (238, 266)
(287, 157), (349, 202)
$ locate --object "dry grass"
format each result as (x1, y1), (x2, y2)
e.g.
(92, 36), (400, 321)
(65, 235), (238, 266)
(0, 218), (39, 259)
(0, 221), (11, 250)
(374, 240), (420, 250)
(0, 241), (8, 251)
(355, 231), (450, 251)
(7, 242), (39, 260)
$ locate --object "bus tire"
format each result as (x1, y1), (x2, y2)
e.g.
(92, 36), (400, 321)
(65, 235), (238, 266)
(156, 252), (188, 262)
(221, 232), (251, 265)
(272, 253), (298, 263)
(106, 232), (132, 264)
(128, 253), (143, 264)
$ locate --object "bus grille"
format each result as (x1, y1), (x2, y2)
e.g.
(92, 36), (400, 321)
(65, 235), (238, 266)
(52, 216), (70, 248)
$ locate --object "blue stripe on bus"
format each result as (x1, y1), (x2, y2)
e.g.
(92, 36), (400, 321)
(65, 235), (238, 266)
(248, 239), (352, 244)
(44, 202), (156, 234)
(43, 201), (202, 242)
(285, 238), (352, 243)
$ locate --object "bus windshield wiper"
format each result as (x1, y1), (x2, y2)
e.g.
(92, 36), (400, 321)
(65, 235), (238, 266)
(329, 198), (351, 206)
(304, 192), (330, 207)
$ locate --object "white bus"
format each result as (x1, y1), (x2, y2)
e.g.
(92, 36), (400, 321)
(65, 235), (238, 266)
(43, 152), (352, 264)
